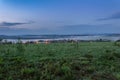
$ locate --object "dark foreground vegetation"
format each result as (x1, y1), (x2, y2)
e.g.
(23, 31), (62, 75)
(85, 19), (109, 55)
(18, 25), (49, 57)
(0, 42), (120, 80)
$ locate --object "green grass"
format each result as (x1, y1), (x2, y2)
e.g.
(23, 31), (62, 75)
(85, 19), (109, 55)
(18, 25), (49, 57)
(0, 42), (120, 80)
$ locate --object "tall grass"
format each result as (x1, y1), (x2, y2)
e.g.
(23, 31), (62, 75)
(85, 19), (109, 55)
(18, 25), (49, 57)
(0, 42), (120, 80)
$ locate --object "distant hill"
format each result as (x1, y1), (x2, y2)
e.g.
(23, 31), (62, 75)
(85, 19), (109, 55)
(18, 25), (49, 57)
(0, 34), (120, 39)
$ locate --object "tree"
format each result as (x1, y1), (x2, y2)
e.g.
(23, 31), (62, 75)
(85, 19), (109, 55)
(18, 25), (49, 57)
(0, 38), (3, 42)
(0, 38), (3, 44)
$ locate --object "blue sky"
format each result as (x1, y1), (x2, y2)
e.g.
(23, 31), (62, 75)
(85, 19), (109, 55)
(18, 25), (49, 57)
(0, 0), (120, 35)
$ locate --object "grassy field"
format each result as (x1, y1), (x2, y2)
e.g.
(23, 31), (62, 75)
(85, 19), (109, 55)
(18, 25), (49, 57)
(0, 42), (120, 80)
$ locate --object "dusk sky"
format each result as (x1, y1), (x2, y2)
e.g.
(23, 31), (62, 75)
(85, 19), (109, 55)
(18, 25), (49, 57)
(0, 0), (120, 35)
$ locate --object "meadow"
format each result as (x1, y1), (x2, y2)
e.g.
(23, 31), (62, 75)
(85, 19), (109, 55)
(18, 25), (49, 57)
(0, 42), (120, 80)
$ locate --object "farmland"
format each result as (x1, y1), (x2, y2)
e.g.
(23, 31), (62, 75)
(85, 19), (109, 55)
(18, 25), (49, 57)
(0, 42), (120, 80)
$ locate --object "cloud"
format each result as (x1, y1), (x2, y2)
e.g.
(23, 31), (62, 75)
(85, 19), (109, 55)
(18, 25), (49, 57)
(0, 21), (33, 27)
(62, 24), (111, 28)
(0, 23), (117, 35)
(97, 12), (120, 21)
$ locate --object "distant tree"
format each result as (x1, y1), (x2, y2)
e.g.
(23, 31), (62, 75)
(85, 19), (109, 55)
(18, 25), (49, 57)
(0, 38), (3, 43)
(17, 38), (22, 44)
(4, 39), (7, 43)
(116, 40), (120, 42)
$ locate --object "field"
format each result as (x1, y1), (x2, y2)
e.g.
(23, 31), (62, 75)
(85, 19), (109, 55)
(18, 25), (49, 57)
(0, 42), (120, 80)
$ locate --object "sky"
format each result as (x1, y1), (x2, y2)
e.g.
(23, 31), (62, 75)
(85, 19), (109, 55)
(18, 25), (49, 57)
(0, 0), (120, 35)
